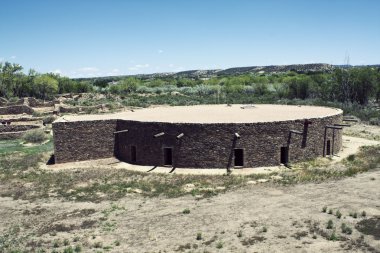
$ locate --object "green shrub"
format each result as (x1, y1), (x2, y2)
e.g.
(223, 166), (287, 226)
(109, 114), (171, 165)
(74, 245), (82, 252)
(216, 241), (223, 249)
(22, 129), (47, 143)
(63, 247), (74, 253)
(336, 210), (342, 219)
(322, 206), (327, 213)
(43, 115), (56, 124)
(327, 220), (334, 229)
(347, 154), (356, 162)
(341, 223), (353, 234)
(361, 211), (366, 217)
(196, 232), (202, 240)
(53, 240), (60, 248)
(182, 208), (190, 214)
(329, 232), (338, 241)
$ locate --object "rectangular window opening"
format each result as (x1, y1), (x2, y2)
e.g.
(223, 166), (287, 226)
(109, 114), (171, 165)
(131, 146), (137, 163)
(234, 149), (244, 167)
(164, 147), (173, 166)
(280, 146), (289, 164)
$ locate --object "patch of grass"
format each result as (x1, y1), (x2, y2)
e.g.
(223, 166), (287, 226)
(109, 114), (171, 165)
(237, 230), (243, 238)
(216, 241), (223, 249)
(349, 211), (361, 219)
(328, 209), (333, 215)
(182, 208), (190, 214)
(322, 206), (327, 213)
(74, 245), (82, 252)
(22, 129), (48, 144)
(196, 232), (202, 241)
(63, 246), (74, 253)
(327, 220), (334, 229)
(114, 241), (120, 246)
(347, 154), (355, 162)
(341, 223), (353, 235)
(63, 238), (70, 246)
(361, 211), (367, 217)
(0, 138), (53, 155)
(329, 231), (338, 241)
(93, 242), (103, 248)
(262, 227), (267, 233)
(336, 210), (342, 219)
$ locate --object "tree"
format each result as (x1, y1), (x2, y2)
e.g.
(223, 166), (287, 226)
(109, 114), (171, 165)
(0, 62), (23, 98)
(33, 75), (58, 99)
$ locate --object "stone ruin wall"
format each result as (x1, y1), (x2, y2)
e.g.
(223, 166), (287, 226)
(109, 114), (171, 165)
(53, 112), (343, 168)
(0, 105), (34, 115)
(52, 120), (117, 163)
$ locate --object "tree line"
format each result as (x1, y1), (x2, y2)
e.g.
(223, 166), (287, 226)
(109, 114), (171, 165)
(1, 61), (379, 106)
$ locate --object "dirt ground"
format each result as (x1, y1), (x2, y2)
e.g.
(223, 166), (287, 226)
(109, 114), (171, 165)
(0, 169), (379, 253)
(1, 122), (379, 253)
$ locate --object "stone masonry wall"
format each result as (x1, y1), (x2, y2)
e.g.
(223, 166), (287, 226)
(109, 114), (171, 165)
(0, 105), (34, 115)
(53, 112), (342, 167)
(53, 120), (117, 163)
(115, 113), (342, 168)
(0, 125), (39, 133)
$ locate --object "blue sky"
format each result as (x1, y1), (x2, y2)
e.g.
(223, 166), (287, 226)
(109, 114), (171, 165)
(1, 0), (379, 77)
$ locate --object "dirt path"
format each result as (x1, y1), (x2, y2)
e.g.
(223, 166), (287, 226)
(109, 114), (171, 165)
(1, 169), (379, 252)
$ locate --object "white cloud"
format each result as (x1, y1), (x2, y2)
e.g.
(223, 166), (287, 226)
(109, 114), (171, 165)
(168, 64), (174, 68)
(10, 56), (16, 59)
(128, 64), (150, 71)
(158, 49), (163, 54)
(107, 69), (120, 76)
(0, 57), (4, 62)
(51, 69), (62, 75)
(78, 67), (99, 73)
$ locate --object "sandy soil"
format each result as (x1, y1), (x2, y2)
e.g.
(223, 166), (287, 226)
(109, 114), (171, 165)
(56, 104), (342, 123)
(0, 169), (379, 252)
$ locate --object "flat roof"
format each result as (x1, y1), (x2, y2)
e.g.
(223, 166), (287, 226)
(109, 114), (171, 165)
(55, 104), (342, 124)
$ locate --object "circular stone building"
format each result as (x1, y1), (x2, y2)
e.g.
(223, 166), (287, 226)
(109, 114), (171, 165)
(52, 104), (343, 168)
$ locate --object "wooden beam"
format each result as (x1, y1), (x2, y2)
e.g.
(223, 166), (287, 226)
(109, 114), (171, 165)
(290, 130), (303, 135)
(334, 123), (351, 127)
(325, 125), (342, 130)
(343, 119), (358, 122)
(154, 132), (165, 138)
(176, 133), (184, 139)
(114, 129), (129, 134)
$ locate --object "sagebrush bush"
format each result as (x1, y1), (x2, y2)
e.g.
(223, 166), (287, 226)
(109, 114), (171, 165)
(43, 115), (56, 124)
(22, 129), (47, 143)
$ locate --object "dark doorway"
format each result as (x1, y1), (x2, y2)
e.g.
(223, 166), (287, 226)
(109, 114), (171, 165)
(326, 140), (331, 156)
(234, 149), (244, 167)
(280, 146), (289, 164)
(164, 147), (173, 166)
(130, 146), (137, 163)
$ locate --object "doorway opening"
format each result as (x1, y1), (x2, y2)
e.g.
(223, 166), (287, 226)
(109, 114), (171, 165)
(163, 147), (173, 166)
(234, 149), (244, 167)
(130, 146), (136, 163)
(280, 146), (289, 164)
(326, 140), (331, 156)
